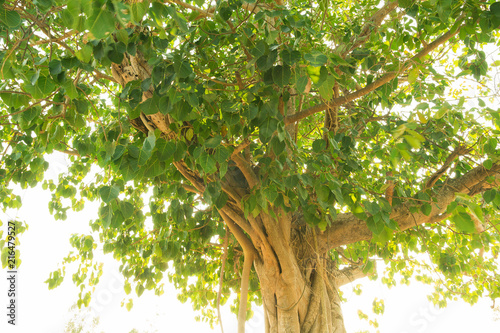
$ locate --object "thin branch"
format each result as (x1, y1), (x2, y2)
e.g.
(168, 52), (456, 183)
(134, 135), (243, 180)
(93, 70), (118, 84)
(285, 22), (463, 125)
(424, 145), (470, 190)
(218, 209), (257, 258)
(164, 0), (214, 19)
(0, 90), (30, 96)
(231, 153), (259, 189)
(30, 29), (77, 46)
(56, 148), (80, 157)
(336, 1), (399, 57)
(237, 251), (254, 333)
(182, 184), (202, 195)
(0, 91), (58, 119)
(173, 161), (206, 193)
(230, 139), (251, 159)
(140, 113), (155, 132)
(334, 264), (375, 287)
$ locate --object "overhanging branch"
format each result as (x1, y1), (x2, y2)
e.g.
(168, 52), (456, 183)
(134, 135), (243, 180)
(333, 264), (375, 287)
(317, 163), (500, 253)
(285, 22), (463, 125)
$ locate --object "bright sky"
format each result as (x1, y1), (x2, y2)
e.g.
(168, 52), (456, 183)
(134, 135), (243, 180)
(1, 152), (499, 333)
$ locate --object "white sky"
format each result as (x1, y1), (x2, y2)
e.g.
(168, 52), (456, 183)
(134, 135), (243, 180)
(0, 152), (499, 333)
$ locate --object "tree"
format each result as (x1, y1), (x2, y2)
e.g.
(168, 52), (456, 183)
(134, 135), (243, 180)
(1, 0), (500, 332)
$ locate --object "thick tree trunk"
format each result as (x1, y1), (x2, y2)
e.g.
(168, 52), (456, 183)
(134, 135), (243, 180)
(253, 230), (348, 333)
(244, 212), (349, 333)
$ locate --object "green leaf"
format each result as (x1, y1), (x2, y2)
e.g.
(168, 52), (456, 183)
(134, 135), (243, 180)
(306, 66), (321, 84)
(404, 135), (421, 149)
(296, 75), (309, 93)
(174, 60), (193, 78)
(119, 201), (135, 219)
(143, 158), (163, 178)
(483, 189), (497, 203)
(256, 51), (277, 71)
(156, 139), (176, 162)
(281, 49), (301, 66)
(205, 136), (222, 148)
(98, 204), (112, 228)
(483, 159), (493, 170)
(420, 203), (432, 216)
(453, 212), (476, 233)
(492, 2), (500, 18)
(24, 76), (55, 99)
(317, 185), (331, 202)
(85, 8), (115, 39)
(434, 106), (448, 119)
(0, 10), (21, 28)
(219, 5), (233, 21)
(136, 284), (145, 297)
(366, 215), (384, 235)
(120, 155), (139, 181)
(49, 60), (62, 75)
(126, 299), (133, 311)
(130, 2), (147, 23)
(166, 5), (189, 32)
(312, 139), (326, 152)
(318, 75), (335, 100)
(139, 95), (168, 115)
(272, 65), (291, 88)
(408, 67), (419, 84)
(74, 99), (89, 115)
(304, 51), (327, 67)
(76, 44), (93, 63)
(143, 132), (156, 152)
(138, 146), (153, 166)
(64, 81), (78, 99)
(213, 147), (230, 164)
(99, 185), (120, 203)
(199, 152), (217, 174)
(259, 117), (278, 143)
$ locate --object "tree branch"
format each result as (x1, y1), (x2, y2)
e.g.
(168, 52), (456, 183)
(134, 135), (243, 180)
(424, 145), (470, 190)
(317, 162), (500, 253)
(219, 210), (257, 258)
(285, 22), (463, 125)
(336, 1), (399, 57)
(173, 161), (206, 193)
(231, 153), (259, 189)
(163, 0), (214, 19)
(238, 251), (254, 333)
(333, 264), (375, 287)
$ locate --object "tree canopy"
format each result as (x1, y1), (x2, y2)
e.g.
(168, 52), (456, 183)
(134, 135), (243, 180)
(1, 0), (500, 332)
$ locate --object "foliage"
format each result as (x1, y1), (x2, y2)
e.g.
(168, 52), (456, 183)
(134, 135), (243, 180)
(64, 303), (103, 333)
(1, 0), (500, 331)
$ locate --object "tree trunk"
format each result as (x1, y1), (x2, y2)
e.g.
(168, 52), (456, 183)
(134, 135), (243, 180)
(243, 212), (349, 333)
(108, 48), (372, 333)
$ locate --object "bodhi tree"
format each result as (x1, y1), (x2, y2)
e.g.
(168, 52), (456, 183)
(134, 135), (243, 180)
(1, 0), (500, 331)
